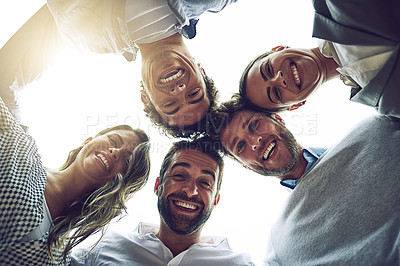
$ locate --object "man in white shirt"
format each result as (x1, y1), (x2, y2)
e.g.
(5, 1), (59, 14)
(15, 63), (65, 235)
(1, 0), (237, 136)
(71, 137), (253, 266)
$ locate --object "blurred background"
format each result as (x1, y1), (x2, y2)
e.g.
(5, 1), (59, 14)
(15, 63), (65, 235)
(1, 1), (376, 264)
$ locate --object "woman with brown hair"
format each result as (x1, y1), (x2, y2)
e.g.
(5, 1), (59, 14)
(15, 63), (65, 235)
(0, 97), (151, 265)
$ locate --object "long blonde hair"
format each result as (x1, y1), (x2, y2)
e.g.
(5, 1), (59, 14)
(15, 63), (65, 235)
(47, 125), (151, 262)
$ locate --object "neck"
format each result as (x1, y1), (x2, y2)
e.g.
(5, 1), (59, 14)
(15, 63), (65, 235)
(45, 166), (97, 220)
(156, 222), (202, 257)
(311, 47), (340, 83)
(137, 33), (184, 58)
(280, 147), (307, 181)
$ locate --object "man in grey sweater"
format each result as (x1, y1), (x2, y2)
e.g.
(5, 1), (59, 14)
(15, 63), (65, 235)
(215, 95), (400, 265)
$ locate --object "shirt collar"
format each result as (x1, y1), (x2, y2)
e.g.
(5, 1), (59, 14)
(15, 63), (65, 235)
(136, 222), (225, 245)
(280, 147), (327, 190)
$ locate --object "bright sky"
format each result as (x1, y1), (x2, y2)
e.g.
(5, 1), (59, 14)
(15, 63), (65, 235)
(1, 1), (376, 264)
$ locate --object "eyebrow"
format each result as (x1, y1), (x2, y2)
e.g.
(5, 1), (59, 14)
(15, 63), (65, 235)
(113, 133), (124, 145)
(229, 115), (254, 153)
(259, 62), (269, 81)
(202, 169), (215, 180)
(170, 162), (216, 180)
(267, 87), (278, 104)
(170, 162), (190, 171)
(164, 107), (180, 115)
(163, 93), (205, 116)
(189, 92), (205, 105)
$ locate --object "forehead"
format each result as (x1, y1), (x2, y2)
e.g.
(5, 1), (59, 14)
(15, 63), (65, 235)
(104, 129), (137, 138)
(248, 57), (265, 79)
(221, 110), (255, 140)
(157, 97), (210, 127)
(220, 111), (275, 149)
(167, 148), (219, 176)
(102, 129), (141, 146)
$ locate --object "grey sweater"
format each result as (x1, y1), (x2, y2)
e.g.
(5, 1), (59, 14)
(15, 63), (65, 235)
(265, 115), (400, 265)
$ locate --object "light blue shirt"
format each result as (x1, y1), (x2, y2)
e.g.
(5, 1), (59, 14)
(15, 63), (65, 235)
(280, 147), (327, 190)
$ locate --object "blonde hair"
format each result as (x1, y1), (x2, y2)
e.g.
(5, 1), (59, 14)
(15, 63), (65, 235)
(47, 125), (151, 262)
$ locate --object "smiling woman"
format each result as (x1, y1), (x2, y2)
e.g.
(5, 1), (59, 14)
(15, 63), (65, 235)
(240, 46), (339, 112)
(0, 90), (151, 264)
(0, 0), (378, 265)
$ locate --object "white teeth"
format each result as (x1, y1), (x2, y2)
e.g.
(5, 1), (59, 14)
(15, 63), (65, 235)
(159, 69), (183, 83)
(175, 201), (196, 210)
(290, 64), (301, 86)
(98, 154), (109, 170)
(263, 141), (276, 160)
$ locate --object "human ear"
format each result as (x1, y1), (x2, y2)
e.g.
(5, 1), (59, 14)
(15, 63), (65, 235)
(140, 90), (149, 106)
(82, 137), (93, 146)
(197, 63), (206, 77)
(213, 193), (220, 206)
(288, 100), (306, 111)
(154, 177), (161, 195)
(272, 114), (285, 125)
(271, 45), (289, 52)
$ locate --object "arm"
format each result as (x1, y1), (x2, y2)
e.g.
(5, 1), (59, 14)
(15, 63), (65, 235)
(0, 97), (47, 253)
(0, 4), (66, 128)
(47, 0), (137, 58)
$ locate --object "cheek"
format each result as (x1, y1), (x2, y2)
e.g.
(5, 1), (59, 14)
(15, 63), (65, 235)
(118, 164), (129, 175)
(160, 181), (178, 195)
(237, 150), (254, 165)
(282, 91), (305, 104)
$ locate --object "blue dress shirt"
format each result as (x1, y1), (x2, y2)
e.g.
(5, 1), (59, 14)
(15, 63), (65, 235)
(280, 147), (327, 190)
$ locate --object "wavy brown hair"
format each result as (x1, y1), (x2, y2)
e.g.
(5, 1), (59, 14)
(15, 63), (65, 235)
(47, 125), (151, 262)
(142, 75), (219, 138)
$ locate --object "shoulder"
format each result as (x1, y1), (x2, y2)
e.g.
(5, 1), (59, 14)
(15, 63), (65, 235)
(184, 237), (254, 265)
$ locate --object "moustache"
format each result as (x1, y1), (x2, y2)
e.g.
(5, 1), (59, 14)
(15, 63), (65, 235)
(167, 191), (204, 208)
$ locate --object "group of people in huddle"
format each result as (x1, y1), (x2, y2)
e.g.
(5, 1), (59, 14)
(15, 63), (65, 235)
(1, 0), (399, 265)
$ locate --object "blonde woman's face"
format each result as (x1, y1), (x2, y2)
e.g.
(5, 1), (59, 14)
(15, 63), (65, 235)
(77, 130), (141, 185)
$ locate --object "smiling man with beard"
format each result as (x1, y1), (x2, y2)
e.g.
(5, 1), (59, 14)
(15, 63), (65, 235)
(214, 94), (400, 264)
(214, 94), (326, 190)
(71, 137), (254, 266)
(1, 0), (236, 136)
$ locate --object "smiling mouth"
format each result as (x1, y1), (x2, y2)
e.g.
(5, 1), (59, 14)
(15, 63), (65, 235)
(97, 153), (110, 171)
(262, 141), (276, 160)
(290, 62), (302, 89)
(173, 200), (199, 212)
(159, 69), (185, 84)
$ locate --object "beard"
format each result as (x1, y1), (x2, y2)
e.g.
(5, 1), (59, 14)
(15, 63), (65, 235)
(157, 191), (212, 235)
(258, 125), (300, 176)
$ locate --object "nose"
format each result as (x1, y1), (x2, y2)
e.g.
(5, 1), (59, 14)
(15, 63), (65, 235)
(249, 136), (263, 151)
(108, 147), (120, 161)
(170, 83), (186, 95)
(272, 70), (287, 87)
(182, 181), (199, 198)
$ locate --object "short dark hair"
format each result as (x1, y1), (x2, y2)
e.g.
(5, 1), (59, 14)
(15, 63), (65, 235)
(238, 51), (291, 113)
(159, 137), (224, 197)
(142, 75), (219, 138)
(210, 94), (274, 159)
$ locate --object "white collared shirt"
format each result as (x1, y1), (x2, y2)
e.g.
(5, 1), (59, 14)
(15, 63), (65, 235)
(71, 222), (253, 266)
(125, 0), (179, 44)
(317, 39), (394, 87)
